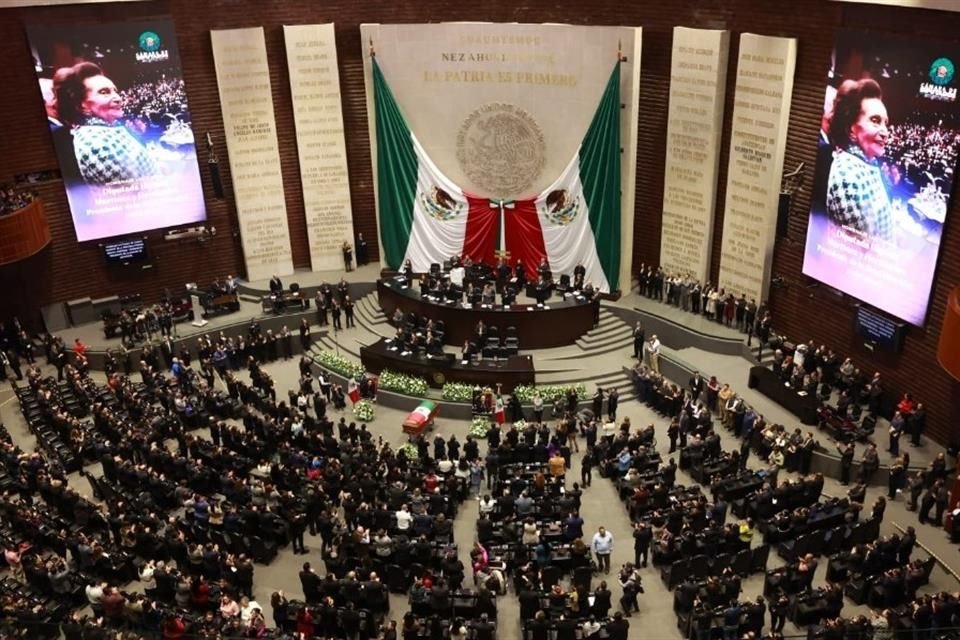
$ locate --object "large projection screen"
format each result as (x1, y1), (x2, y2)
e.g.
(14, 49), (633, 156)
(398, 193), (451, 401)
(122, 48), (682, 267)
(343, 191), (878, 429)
(27, 18), (207, 242)
(802, 30), (960, 326)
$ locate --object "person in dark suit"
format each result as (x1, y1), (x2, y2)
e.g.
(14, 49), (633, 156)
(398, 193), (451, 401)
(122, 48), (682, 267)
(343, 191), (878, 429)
(331, 302), (342, 330)
(269, 275), (283, 295)
(919, 484), (937, 525)
(573, 263), (586, 290)
(537, 258), (551, 281)
(299, 563), (322, 604)
(607, 388), (619, 421)
(592, 387), (604, 419)
(356, 233), (368, 266)
(632, 322), (645, 359)
(515, 260), (527, 288)
(605, 611), (629, 640)
(689, 372), (705, 402)
(934, 480), (949, 525)
(496, 258), (511, 289)
(910, 403), (927, 446)
(535, 276), (550, 305)
(343, 296), (355, 328)
(838, 442), (854, 485)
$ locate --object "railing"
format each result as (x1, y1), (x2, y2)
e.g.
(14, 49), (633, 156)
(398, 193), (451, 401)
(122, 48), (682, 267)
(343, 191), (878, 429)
(0, 197), (51, 265)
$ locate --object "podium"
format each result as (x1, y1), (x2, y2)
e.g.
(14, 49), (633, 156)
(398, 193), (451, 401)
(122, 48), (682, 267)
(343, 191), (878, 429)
(189, 291), (208, 327)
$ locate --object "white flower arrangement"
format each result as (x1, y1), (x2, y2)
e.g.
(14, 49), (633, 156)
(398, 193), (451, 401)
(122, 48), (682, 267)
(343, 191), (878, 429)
(378, 370), (429, 397)
(469, 415), (493, 438)
(398, 442), (419, 460)
(441, 382), (474, 402)
(316, 350), (365, 380)
(353, 399), (376, 422)
(514, 383), (588, 404)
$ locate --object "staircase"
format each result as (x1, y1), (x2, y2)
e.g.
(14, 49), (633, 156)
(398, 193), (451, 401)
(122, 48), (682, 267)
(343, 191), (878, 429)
(573, 307), (635, 356)
(532, 305), (638, 402)
(306, 292), (388, 363)
(536, 365), (637, 404)
(353, 292), (393, 338)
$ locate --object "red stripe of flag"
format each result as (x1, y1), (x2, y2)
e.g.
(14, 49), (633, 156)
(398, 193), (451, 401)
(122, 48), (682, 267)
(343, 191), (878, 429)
(504, 199), (546, 269)
(463, 194), (498, 266)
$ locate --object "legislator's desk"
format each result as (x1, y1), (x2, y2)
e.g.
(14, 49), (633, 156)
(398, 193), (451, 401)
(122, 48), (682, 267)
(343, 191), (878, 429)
(377, 279), (595, 349)
(360, 338), (534, 392)
(260, 293), (308, 314)
(747, 365), (819, 425)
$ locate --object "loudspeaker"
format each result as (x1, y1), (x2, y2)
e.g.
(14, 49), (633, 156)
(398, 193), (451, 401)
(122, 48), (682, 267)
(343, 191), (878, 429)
(776, 193), (791, 238)
(208, 158), (224, 199)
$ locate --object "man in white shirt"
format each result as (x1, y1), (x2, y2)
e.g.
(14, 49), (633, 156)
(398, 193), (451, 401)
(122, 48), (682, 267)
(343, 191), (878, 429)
(395, 505), (413, 531)
(601, 418), (617, 440)
(86, 581), (106, 606)
(591, 526), (614, 574)
(239, 596), (262, 625)
(479, 494), (496, 516)
(582, 617), (602, 639)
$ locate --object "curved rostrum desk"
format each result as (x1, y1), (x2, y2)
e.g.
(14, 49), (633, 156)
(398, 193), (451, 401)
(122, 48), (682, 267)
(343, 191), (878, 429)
(377, 278), (596, 349)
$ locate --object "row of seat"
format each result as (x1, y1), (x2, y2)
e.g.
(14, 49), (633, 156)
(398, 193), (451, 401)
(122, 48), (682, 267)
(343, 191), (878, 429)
(661, 545), (770, 589)
(15, 382), (82, 472)
(777, 517), (881, 562)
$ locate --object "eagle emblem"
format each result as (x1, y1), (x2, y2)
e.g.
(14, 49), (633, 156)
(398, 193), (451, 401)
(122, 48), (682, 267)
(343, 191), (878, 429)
(419, 186), (463, 221)
(541, 188), (580, 226)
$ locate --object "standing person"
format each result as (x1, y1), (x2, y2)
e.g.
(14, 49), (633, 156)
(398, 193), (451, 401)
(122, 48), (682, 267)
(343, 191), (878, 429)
(919, 483), (936, 525)
(907, 472), (924, 511)
(632, 322), (645, 360)
(860, 443), (879, 484)
(290, 511), (307, 555)
(592, 387), (604, 420)
(316, 292), (328, 326)
(532, 392), (544, 424)
(739, 436), (751, 470)
(888, 456), (906, 500)
(757, 313), (771, 360)
(910, 403), (927, 447)
(838, 442), (855, 486)
(667, 418), (679, 454)
(331, 302), (342, 331)
(299, 319), (311, 352)
(769, 591), (789, 633)
(591, 526), (613, 574)
(343, 296), (355, 328)
(607, 388), (619, 422)
(644, 335), (661, 374)
(888, 412), (904, 456)
(342, 241), (353, 272)
(934, 480), (949, 526)
(356, 233), (368, 266)
(633, 523), (652, 568)
(581, 447), (595, 487)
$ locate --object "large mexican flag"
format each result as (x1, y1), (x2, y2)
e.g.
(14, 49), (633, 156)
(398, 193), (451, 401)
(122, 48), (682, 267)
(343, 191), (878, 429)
(374, 59), (498, 272)
(508, 63), (621, 292)
(374, 58), (621, 292)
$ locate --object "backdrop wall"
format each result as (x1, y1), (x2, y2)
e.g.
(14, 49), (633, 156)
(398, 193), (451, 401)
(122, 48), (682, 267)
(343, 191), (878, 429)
(0, 0), (957, 444)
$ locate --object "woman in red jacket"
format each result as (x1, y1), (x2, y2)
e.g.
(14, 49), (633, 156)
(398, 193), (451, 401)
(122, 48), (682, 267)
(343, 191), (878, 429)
(296, 606), (314, 638)
(162, 614), (186, 639)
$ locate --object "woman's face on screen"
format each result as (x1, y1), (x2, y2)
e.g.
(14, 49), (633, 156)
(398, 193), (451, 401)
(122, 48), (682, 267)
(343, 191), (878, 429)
(81, 74), (123, 123)
(851, 97), (889, 161)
